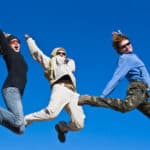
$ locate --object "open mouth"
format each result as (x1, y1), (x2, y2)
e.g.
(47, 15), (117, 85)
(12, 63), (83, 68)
(15, 46), (19, 49)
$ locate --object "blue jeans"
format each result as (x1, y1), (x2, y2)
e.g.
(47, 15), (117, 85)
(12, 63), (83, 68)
(0, 87), (25, 134)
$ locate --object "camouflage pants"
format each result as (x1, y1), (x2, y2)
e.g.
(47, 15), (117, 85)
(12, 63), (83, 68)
(86, 81), (150, 118)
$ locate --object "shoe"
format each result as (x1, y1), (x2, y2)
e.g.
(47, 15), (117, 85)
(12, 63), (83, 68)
(55, 124), (67, 143)
(78, 95), (92, 105)
(24, 118), (32, 127)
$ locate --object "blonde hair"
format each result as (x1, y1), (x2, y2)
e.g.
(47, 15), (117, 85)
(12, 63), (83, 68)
(112, 32), (129, 52)
(50, 47), (66, 57)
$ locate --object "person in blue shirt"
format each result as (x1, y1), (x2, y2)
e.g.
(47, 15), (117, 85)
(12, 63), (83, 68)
(78, 31), (150, 118)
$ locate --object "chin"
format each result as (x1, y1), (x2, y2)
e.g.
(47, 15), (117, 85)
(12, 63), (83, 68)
(14, 49), (20, 52)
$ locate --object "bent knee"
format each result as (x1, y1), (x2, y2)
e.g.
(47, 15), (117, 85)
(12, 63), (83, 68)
(13, 124), (25, 134)
(44, 108), (58, 119)
(74, 119), (85, 130)
(17, 127), (24, 134)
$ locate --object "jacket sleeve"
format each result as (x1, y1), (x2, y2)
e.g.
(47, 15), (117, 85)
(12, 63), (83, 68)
(67, 59), (75, 72)
(0, 29), (12, 54)
(26, 37), (50, 69)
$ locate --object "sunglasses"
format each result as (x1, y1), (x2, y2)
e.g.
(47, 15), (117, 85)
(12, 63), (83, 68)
(56, 51), (66, 56)
(119, 42), (131, 49)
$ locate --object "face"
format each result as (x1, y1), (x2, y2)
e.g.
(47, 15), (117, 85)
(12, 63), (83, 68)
(56, 50), (66, 57)
(118, 39), (133, 54)
(9, 39), (20, 52)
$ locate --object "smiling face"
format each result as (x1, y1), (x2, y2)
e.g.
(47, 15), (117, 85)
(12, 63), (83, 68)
(56, 49), (66, 58)
(117, 39), (133, 54)
(112, 32), (133, 54)
(9, 39), (20, 52)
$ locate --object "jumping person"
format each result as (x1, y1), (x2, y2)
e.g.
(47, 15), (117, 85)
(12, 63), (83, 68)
(24, 34), (85, 143)
(0, 29), (28, 134)
(79, 31), (150, 118)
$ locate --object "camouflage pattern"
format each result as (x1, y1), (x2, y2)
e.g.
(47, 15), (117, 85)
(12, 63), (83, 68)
(79, 81), (150, 115)
(137, 101), (150, 118)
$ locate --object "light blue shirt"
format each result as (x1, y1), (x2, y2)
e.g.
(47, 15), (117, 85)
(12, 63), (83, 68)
(101, 52), (150, 98)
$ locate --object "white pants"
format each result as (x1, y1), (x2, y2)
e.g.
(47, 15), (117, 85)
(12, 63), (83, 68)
(25, 84), (85, 132)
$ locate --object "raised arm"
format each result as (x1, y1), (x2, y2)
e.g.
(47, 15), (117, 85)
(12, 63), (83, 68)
(25, 34), (50, 69)
(0, 29), (12, 54)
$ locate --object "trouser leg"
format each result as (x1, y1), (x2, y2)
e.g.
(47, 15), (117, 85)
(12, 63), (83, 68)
(137, 101), (150, 118)
(0, 87), (24, 134)
(58, 93), (85, 132)
(79, 95), (111, 107)
(25, 84), (69, 125)
(79, 82), (148, 113)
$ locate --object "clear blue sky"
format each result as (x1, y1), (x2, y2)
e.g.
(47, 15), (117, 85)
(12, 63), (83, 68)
(1, 0), (150, 150)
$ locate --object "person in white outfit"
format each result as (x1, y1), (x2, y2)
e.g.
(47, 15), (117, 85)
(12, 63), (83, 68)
(24, 34), (85, 143)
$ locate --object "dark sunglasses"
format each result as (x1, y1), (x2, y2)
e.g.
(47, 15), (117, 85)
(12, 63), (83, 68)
(119, 42), (131, 49)
(56, 52), (66, 56)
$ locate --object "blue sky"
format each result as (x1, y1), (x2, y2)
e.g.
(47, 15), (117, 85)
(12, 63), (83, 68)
(1, 0), (150, 150)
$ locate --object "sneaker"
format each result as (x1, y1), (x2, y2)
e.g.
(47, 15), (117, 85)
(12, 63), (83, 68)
(55, 124), (67, 143)
(24, 118), (32, 127)
(78, 95), (92, 105)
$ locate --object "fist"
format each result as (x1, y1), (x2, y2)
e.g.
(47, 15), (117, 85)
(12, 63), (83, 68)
(24, 34), (30, 40)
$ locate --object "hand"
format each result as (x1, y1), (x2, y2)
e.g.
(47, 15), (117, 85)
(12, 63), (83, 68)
(3, 32), (11, 38)
(65, 58), (70, 63)
(56, 55), (66, 65)
(24, 34), (30, 40)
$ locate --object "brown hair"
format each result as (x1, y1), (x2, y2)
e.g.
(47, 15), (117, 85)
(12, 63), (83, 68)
(112, 32), (129, 52)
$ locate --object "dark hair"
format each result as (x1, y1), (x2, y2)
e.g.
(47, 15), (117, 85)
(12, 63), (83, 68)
(6, 35), (20, 43)
(112, 32), (129, 53)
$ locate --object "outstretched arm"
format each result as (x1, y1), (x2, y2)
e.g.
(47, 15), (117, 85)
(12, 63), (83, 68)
(25, 34), (50, 69)
(101, 56), (131, 97)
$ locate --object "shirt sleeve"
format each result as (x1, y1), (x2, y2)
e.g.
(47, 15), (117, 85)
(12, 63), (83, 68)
(101, 56), (132, 97)
(0, 29), (13, 54)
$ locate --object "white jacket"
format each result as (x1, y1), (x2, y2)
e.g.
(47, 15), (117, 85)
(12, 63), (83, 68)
(26, 37), (76, 88)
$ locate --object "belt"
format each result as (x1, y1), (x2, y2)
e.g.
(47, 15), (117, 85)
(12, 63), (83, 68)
(131, 79), (146, 85)
(52, 80), (76, 91)
(131, 79), (142, 82)
(59, 83), (76, 91)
